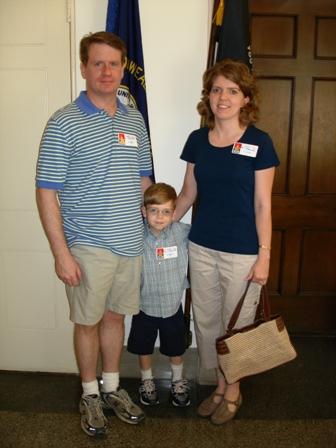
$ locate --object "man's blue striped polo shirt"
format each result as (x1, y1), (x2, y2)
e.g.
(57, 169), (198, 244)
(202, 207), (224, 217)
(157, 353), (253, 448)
(36, 91), (153, 256)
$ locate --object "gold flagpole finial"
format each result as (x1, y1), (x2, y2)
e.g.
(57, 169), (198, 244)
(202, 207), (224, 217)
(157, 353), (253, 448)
(213, 0), (225, 26)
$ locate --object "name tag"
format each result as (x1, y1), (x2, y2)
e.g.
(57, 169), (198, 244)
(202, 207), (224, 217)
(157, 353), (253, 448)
(156, 246), (178, 260)
(118, 132), (138, 147)
(232, 142), (258, 158)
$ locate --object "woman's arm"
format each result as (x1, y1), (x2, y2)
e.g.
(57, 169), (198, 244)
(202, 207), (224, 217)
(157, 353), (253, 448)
(174, 163), (198, 221)
(247, 167), (275, 284)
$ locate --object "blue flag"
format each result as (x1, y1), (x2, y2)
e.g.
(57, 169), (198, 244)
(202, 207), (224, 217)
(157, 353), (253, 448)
(216, 0), (252, 70)
(106, 0), (150, 135)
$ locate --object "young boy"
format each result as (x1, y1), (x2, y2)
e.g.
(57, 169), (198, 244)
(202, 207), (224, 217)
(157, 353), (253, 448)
(127, 183), (191, 407)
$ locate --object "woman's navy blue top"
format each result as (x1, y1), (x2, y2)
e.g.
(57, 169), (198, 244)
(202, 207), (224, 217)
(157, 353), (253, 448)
(180, 125), (280, 255)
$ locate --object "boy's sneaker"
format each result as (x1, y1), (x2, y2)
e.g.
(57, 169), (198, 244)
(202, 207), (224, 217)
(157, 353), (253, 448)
(170, 379), (190, 407)
(139, 378), (159, 406)
(79, 394), (107, 437)
(101, 388), (145, 424)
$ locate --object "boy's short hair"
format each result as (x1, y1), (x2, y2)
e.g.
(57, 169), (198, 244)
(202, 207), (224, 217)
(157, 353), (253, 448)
(144, 183), (177, 207)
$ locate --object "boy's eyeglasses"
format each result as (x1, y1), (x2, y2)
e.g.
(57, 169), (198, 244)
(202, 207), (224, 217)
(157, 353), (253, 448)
(146, 207), (174, 217)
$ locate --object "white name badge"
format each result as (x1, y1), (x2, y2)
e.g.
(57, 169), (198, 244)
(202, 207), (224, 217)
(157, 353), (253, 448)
(156, 246), (178, 260)
(118, 132), (138, 147)
(232, 142), (258, 158)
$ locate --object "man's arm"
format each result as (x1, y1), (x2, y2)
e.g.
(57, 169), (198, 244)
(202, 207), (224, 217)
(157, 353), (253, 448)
(141, 176), (152, 196)
(36, 188), (81, 286)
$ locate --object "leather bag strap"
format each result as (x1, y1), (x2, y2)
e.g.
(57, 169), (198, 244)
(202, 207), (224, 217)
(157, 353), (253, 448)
(259, 284), (271, 321)
(227, 282), (271, 333)
(227, 282), (251, 332)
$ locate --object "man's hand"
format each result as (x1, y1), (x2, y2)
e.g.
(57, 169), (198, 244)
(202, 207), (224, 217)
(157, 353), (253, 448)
(55, 252), (82, 287)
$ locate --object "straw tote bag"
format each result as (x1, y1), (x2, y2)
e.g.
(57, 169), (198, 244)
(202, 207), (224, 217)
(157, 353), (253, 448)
(216, 282), (297, 384)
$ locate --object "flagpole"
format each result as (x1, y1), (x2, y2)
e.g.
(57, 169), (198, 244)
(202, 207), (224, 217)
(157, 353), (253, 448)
(206, 0), (221, 69)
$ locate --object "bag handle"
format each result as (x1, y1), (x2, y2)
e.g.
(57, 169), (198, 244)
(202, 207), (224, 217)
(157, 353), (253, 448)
(227, 282), (271, 333)
(260, 284), (271, 321)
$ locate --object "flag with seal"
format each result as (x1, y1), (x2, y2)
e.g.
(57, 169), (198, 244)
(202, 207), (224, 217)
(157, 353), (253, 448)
(106, 0), (151, 134)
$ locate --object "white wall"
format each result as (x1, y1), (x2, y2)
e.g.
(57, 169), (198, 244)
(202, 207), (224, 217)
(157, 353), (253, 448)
(139, 0), (210, 193)
(73, 0), (211, 346)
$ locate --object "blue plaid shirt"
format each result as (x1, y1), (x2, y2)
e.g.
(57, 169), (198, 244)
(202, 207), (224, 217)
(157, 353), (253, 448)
(140, 221), (190, 318)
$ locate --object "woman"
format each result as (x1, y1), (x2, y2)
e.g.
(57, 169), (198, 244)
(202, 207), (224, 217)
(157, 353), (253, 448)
(174, 59), (279, 424)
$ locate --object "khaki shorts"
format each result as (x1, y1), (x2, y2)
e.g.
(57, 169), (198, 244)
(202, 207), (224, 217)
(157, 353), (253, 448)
(65, 245), (142, 325)
(189, 241), (261, 370)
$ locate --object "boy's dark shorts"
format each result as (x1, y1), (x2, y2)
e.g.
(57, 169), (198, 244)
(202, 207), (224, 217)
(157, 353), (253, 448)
(127, 305), (186, 357)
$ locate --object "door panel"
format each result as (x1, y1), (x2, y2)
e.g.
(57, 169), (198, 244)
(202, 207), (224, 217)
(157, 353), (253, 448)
(0, 0), (76, 371)
(250, 0), (336, 333)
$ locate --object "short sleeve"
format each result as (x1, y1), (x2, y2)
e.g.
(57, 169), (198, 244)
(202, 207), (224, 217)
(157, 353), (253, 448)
(172, 221), (191, 242)
(180, 130), (199, 164)
(254, 132), (280, 170)
(137, 111), (153, 177)
(35, 116), (71, 190)
(179, 222), (191, 239)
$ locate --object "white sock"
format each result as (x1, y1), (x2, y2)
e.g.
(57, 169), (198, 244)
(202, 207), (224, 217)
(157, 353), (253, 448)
(101, 371), (119, 393)
(171, 363), (183, 382)
(141, 368), (153, 381)
(82, 379), (99, 397)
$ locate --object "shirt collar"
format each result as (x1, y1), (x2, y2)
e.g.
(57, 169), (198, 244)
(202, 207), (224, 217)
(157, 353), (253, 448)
(75, 91), (128, 116)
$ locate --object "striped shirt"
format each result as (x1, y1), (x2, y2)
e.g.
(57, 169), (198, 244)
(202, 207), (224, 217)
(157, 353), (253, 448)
(36, 91), (153, 256)
(141, 222), (190, 318)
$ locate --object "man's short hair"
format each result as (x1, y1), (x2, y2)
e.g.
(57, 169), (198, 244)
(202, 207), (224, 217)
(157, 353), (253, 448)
(80, 31), (127, 65)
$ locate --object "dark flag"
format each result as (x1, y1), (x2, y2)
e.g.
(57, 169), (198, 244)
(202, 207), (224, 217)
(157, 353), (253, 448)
(106, 0), (151, 134)
(215, 0), (252, 70)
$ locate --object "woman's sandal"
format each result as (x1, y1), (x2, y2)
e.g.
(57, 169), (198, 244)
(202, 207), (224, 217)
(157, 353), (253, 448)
(197, 392), (225, 417)
(210, 393), (243, 425)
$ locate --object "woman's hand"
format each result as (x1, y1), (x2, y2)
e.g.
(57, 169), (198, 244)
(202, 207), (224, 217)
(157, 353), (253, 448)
(246, 253), (270, 285)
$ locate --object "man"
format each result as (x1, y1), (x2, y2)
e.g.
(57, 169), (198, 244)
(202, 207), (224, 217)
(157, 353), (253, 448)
(36, 31), (152, 437)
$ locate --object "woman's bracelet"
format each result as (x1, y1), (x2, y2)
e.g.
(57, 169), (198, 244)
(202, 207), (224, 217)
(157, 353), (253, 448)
(259, 244), (271, 251)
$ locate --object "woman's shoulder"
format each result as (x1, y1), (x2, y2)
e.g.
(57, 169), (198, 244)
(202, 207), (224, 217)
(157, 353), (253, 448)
(244, 125), (275, 147)
(246, 126), (280, 166)
(246, 125), (271, 140)
(187, 126), (209, 140)
(246, 124), (269, 138)
(181, 127), (209, 160)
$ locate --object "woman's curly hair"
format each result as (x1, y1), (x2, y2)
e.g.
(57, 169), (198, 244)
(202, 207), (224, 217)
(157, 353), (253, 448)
(197, 59), (259, 129)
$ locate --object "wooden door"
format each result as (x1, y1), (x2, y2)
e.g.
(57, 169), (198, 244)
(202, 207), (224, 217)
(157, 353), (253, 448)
(250, 0), (336, 332)
(0, 0), (75, 371)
